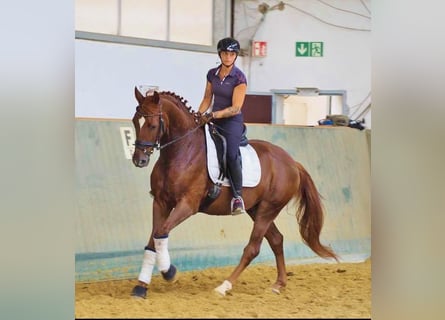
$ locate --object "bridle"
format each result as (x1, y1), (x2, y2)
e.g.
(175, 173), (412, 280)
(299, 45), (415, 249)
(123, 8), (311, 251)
(133, 104), (202, 156)
(133, 105), (164, 156)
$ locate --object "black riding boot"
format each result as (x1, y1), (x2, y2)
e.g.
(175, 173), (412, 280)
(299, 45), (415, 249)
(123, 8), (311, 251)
(227, 155), (246, 215)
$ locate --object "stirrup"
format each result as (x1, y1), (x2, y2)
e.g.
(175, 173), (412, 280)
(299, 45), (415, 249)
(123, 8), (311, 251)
(231, 197), (246, 216)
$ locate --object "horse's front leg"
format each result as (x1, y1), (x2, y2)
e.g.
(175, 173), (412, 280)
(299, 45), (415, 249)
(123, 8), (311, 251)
(131, 199), (172, 298)
(152, 198), (198, 279)
(131, 198), (197, 298)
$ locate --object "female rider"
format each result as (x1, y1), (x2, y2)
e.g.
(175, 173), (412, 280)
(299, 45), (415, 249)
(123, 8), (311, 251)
(196, 37), (247, 215)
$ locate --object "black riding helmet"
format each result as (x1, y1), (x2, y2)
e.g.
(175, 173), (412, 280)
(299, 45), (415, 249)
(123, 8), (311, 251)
(217, 37), (241, 55)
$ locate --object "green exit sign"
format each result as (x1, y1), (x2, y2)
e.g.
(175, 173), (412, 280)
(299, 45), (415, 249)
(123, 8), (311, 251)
(296, 42), (323, 57)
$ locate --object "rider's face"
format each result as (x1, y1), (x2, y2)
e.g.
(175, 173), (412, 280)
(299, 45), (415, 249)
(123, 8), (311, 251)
(219, 51), (237, 65)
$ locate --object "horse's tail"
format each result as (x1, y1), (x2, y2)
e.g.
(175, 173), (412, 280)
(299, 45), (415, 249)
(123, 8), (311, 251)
(295, 162), (339, 262)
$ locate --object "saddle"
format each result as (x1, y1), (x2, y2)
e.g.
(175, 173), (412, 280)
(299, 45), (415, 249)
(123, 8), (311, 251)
(208, 123), (248, 181)
(199, 123), (260, 211)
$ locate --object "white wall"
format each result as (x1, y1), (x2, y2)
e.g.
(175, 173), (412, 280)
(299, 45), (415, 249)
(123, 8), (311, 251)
(235, 0), (371, 126)
(75, 0), (371, 126)
(75, 39), (220, 119)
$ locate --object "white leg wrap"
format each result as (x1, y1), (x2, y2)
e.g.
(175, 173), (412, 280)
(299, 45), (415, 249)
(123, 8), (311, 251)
(154, 237), (170, 272)
(214, 280), (232, 296)
(137, 249), (156, 284)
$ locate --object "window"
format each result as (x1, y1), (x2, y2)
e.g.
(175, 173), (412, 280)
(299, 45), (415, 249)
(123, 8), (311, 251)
(75, 0), (229, 48)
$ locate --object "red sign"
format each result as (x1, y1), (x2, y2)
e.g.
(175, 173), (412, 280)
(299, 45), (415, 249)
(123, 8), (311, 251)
(252, 41), (267, 57)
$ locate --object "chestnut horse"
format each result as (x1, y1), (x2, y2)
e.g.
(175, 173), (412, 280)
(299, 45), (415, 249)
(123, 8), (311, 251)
(130, 88), (338, 298)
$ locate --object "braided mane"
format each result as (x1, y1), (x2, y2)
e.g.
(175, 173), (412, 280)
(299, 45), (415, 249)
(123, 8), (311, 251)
(159, 91), (195, 116)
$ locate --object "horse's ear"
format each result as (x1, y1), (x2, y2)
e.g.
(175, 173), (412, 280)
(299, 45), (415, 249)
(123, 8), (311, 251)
(152, 91), (160, 104)
(135, 86), (144, 105)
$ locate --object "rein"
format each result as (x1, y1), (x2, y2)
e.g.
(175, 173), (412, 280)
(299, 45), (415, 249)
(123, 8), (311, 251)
(134, 105), (202, 154)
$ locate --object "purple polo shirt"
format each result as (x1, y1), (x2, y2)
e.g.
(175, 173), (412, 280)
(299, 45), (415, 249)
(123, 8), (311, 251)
(206, 64), (247, 122)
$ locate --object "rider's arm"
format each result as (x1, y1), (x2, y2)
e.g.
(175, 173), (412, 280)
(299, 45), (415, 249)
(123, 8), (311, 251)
(198, 81), (213, 114)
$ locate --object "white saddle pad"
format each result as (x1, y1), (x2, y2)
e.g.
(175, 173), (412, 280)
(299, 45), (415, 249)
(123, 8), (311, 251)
(204, 124), (261, 187)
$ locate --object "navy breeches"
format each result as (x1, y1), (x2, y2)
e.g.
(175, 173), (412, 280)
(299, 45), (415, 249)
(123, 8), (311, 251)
(215, 119), (243, 161)
(214, 118), (244, 196)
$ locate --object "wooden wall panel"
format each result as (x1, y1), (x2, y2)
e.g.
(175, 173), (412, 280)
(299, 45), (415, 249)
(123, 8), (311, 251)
(242, 94), (272, 124)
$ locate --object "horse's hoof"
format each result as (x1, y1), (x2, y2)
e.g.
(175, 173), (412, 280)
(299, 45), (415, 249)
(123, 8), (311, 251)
(214, 280), (232, 296)
(161, 264), (177, 282)
(131, 285), (147, 299)
(271, 283), (284, 294)
(271, 287), (281, 294)
(214, 287), (226, 297)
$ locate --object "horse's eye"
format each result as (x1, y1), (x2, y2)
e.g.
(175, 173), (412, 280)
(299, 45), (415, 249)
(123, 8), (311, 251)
(138, 117), (146, 128)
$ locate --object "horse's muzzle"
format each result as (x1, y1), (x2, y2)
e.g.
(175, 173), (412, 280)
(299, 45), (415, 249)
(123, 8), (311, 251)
(132, 150), (150, 168)
(133, 156), (150, 168)
(133, 140), (155, 167)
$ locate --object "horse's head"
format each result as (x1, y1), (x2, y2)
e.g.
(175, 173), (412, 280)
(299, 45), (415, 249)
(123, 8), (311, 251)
(132, 87), (164, 168)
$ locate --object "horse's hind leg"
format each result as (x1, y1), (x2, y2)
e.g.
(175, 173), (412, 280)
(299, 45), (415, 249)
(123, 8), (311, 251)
(214, 213), (277, 296)
(264, 222), (287, 294)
